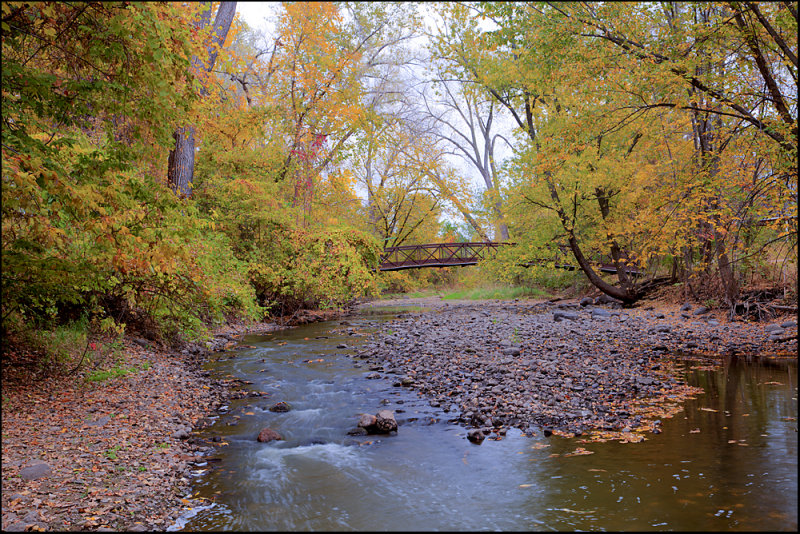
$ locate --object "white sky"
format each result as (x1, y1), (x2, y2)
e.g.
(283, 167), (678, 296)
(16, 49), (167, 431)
(236, 2), (279, 34)
(234, 2), (512, 237)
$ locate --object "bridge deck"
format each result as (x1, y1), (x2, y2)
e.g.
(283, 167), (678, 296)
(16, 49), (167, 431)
(378, 241), (642, 275)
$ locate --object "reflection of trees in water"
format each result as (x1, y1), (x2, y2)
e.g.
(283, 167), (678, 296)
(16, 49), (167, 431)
(532, 356), (797, 531)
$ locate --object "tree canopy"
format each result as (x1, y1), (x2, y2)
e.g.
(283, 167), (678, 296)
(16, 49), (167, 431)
(2, 1), (796, 351)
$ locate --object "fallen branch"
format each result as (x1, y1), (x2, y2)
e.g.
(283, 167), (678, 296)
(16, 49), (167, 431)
(768, 304), (798, 312)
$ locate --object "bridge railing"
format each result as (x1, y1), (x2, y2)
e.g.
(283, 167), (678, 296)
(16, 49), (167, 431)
(377, 241), (644, 275)
(379, 241), (510, 271)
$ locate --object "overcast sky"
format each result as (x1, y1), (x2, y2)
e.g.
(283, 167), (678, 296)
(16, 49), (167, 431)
(233, 2), (513, 236)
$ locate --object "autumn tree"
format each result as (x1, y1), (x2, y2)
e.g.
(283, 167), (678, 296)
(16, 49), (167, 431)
(167, 1), (237, 198)
(433, 1), (797, 306)
(2, 1), (263, 347)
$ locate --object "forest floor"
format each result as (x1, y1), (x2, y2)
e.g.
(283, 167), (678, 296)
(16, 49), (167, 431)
(0, 321), (283, 532)
(2, 293), (796, 531)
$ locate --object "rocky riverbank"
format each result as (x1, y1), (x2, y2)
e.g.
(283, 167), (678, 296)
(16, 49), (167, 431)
(1, 322), (283, 532)
(351, 297), (797, 443)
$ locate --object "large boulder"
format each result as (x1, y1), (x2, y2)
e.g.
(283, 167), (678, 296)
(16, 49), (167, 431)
(257, 428), (283, 443)
(357, 410), (398, 434)
(375, 410), (398, 433)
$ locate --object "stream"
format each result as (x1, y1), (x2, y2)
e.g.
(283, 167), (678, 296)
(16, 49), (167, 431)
(172, 309), (797, 531)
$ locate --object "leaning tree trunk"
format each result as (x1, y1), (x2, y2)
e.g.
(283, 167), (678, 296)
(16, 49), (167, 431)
(545, 177), (637, 304)
(167, 1), (237, 197)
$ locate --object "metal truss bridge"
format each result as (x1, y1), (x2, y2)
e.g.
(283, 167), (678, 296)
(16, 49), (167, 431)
(378, 241), (643, 275)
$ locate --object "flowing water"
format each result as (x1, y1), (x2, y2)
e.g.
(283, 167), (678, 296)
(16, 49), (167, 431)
(173, 311), (797, 531)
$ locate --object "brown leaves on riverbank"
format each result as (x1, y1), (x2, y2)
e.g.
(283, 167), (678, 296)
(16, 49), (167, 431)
(1, 340), (227, 532)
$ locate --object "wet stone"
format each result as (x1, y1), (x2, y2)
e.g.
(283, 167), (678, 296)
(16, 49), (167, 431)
(269, 401), (292, 413)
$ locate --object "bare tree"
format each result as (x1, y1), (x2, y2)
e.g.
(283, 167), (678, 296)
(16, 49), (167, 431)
(420, 71), (511, 240)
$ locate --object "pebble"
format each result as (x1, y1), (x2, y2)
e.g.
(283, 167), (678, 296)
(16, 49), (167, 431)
(352, 300), (794, 437)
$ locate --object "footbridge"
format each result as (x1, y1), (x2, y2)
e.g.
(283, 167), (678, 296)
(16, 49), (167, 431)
(378, 241), (643, 275)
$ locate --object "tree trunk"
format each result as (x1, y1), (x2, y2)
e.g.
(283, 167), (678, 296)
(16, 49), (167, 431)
(595, 186), (636, 294)
(167, 126), (196, 198)
(544, 177), (637, 303)
(167, 1), (236, 197)
(565, 232), (636, 303)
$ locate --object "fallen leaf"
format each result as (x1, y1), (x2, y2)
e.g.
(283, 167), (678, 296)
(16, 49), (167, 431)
(519, 484), (532, 488)
(564, 447), (594, 457)
(689, 428), (701, 433)
(699, 408), (718, 412)
(555, 508), (596, 514)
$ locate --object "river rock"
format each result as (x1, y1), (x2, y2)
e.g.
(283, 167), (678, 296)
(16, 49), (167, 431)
(257, 428), (283, 442)
(467, 429), (485, 443)
(596, 294), (623, 306)
(553, 310), (578, 322)
(19, 461), (51, 480)
(269, 401), (291, 412)
(358, 414), (377, 428)
(171, 428), (190, 440)
(780, 321), (797, 329)
(693, 306), (709, 315)
(680, 302), (692, 311)
(375, 410), (398, 432)
(358, 411), (398, 434)
(765, 324), (784, 332)
(579, 297), (594, 307)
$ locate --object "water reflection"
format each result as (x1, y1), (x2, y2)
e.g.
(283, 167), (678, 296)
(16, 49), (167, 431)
(178, 316), (797, 531)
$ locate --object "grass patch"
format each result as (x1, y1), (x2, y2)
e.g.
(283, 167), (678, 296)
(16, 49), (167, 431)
(361, 305), (430, 315)
(86, 362), (149, 383)
(378, 289), (441, 299)
(441, 285), (552, 300)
